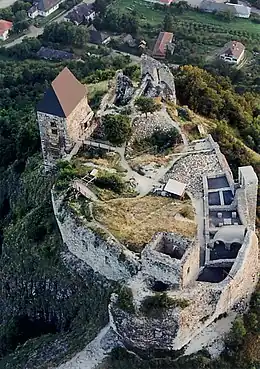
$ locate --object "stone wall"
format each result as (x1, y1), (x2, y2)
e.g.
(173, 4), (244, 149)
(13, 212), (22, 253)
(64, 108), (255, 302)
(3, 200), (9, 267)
(66, 96), (93, 142)
(181, 238), (200, 287)
(214, 230), (259, 315)
(141, 233), (199, 288)
(37, 112), (68, 168)
(52, 193), (139, 281)
(110, 230), (258, 353)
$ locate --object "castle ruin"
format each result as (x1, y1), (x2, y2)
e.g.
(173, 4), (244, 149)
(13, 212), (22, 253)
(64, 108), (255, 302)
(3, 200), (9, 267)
(38, 57), (259, 358)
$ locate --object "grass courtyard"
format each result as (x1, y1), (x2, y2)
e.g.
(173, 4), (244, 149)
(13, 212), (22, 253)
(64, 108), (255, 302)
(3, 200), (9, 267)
(93, 196), (196, 251)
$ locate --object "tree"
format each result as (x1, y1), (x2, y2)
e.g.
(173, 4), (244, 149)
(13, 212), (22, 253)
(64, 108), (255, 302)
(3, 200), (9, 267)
(135, 97), (161, 117)
(102, 114), (132, 145)
(163, 13), (174, 32)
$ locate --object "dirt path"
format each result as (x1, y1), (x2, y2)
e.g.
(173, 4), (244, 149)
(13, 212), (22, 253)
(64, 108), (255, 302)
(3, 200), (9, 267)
(54, 324), (118, 369)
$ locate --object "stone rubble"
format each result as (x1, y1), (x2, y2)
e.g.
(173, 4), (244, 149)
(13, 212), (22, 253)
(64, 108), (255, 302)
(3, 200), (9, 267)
(163, 152), (222, 198)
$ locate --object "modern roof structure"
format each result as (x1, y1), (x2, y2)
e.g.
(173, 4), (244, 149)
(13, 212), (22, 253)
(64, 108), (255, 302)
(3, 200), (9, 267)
(213, 225), (246, 246)
(37, 47), (75, 60)
(164, 179), (186, 197)
(152, 32), (174, 58)
(0, 19), (13, 36)
(37, 67), (87, 117)
(220, 41), (245, 59)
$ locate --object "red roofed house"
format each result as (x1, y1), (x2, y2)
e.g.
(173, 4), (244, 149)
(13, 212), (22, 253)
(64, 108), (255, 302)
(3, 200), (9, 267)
(0, 20), (13, 41)
(152, 31), (174, 59)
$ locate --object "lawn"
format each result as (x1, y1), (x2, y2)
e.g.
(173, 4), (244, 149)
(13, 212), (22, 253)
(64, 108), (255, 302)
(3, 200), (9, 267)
(93, 196), (196, 251)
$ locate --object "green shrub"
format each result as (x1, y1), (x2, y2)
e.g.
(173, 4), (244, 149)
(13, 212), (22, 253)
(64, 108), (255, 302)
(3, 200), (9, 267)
(141, 293), (189, 317)
(95, 171), (125, 194)
(102, 114), (132, 145)
(117, 286), (135, 313)
(55, 161), (78, 191)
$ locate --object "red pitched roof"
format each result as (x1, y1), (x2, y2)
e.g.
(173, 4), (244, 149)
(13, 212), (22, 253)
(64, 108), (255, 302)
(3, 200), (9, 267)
(152, 31), (173, 58)
(37, 67), (87, 117)
(0, 20), (13, 36)
(223, 41), (245, 59)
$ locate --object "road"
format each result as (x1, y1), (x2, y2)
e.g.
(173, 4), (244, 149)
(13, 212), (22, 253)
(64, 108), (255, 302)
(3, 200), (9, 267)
(4, 8), (72, 48)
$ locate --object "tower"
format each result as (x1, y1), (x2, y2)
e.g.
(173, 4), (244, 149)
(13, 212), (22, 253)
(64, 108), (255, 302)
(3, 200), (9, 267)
(37, 67), (93, 170)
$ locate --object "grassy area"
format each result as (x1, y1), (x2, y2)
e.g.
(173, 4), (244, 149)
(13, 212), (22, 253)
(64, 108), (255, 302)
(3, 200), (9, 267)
(93, 196), (196, 252)
(111, 0), (260, 35)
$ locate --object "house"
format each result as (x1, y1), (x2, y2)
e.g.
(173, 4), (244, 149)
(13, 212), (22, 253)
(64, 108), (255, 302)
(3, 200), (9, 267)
(225, 2), (251, 18)
(64, 3), (95, 26)
(219, 41), (245, 64)
(144, 0), (173, 5)
(28, 0), (63, 18)
(88, 25), (111, 45)
(0, 20), (13, 41)
(37, 46), (75, 60)
(37, 67), (94, 169)
(200, 0), (251, 18)
(152, 31), (174, 59)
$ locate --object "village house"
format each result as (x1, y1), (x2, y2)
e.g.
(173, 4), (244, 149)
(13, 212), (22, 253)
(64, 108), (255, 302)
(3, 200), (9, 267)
(88, 24), (111, 45)
(0, 20), (13, 41)
(37, 67), (94, 169)
(152, 31), (174, 59)
(28, 0), (63, 18)
(219, 41), (245, 64)
(64, 2), (95, 26)
(200, 0), (251, 18)
(37, 46), (75, 61)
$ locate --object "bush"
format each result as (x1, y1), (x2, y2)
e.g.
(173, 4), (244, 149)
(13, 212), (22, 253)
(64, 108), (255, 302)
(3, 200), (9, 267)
(55, 161), (78, 191)
(117, 286), (135, 313)
(94, 171), (125, 194)
(141, 293), (189, 317)
(102, 114), (132, 145)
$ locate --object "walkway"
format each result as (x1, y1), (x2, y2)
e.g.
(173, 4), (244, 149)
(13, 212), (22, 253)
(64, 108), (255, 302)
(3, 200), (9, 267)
(54, 324), (118, 369)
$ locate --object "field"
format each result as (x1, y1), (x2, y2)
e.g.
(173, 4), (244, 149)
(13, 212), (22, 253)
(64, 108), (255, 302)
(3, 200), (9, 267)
(111, 0), (260, 34)
(109, 0), (260, 62)
(93, 196), (196, 251)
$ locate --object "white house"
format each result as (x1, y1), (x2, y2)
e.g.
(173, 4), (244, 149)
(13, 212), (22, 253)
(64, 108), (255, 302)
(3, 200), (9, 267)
(225, 3), (251, 18)
(0, 20), (13, 41)
(28, 0), (63, 18)
(219, 41), (245, 64)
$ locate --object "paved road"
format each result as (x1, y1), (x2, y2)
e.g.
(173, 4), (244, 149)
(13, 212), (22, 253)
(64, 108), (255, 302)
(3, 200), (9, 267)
(0, 0), (15, 8)
(4, 8), (72, 48)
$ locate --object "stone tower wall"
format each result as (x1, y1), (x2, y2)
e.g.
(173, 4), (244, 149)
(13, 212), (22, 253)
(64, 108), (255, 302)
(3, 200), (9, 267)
(37, 111), (68, 168)
(66, 96), (93, 143)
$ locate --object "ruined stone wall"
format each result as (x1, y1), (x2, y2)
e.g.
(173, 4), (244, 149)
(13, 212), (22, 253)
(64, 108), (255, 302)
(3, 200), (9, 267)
(181, 238), (200, 287)
(66, 96), (93, 143)
(208, 135), (234, 192)
(52, 193), (139, 281)
(237, 167), (258, 230)
(141, 234), (182, 287)
(214, 230), (259, 315)
(111, 230), (258, 353)
(37, 111), (68, 168)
